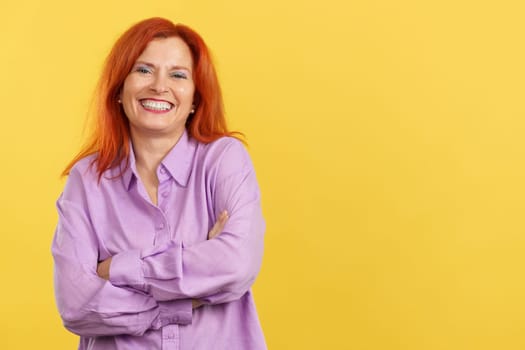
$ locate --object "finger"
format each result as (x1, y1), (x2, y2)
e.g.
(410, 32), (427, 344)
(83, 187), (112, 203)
(218, 210), (229, 225)
(208, 210), (229, 239)
(192, 299), (204, 309)
(208, 211), (228, 239)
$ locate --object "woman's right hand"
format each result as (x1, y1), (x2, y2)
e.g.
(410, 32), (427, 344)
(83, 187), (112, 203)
(193, 210), (229, 309)
(207, 210), (229, 239)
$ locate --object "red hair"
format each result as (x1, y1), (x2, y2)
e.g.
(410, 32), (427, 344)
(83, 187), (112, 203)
(63, 17), (242, 179)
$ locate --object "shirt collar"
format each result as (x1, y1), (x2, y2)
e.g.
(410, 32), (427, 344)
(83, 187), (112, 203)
(121, 130), (196, 191)
(159, 130), (196, 187)
(121, 145), (137, 191)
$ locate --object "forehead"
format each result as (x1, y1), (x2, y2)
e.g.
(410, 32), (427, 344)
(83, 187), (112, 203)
(137, 37), (193, 68)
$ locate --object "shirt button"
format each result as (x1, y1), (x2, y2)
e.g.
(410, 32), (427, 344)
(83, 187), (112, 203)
(161, 191), (169, 198)
(160, 167), (166, 175)
(157, 223), (165, 230)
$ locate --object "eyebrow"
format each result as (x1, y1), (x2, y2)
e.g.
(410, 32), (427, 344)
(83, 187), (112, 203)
(135, 61), (192, 72)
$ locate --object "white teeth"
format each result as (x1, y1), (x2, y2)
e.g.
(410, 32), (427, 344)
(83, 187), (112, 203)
(141, 100), (173, 111)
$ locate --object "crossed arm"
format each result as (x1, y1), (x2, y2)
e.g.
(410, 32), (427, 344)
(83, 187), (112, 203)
(95, 210), (230, 309)
(52, 144), (264, 337)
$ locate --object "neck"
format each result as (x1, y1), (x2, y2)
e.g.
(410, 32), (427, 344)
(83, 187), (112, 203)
(131, 130), (184, 173)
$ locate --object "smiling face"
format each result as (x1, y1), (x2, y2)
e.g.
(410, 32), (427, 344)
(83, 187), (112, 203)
(120, 36), (195, 141)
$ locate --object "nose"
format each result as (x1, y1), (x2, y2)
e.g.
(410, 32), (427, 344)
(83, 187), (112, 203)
(149, 72), (168, 93)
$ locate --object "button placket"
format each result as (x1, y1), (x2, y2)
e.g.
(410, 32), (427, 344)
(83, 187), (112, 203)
(162, 325), (180, 349)
(151, 204), (170, 245)
(157, 178), (172, 212)
(154, 216), (168, 244)
(154, 166), (172, 245)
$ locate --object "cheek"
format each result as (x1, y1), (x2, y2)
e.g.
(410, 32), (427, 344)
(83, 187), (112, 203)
(176, 85), (195, 102)
(120, 83), (134, 104)
(120, 88), (137, 118)
(122, 100), (133, 115)
(121, 75), (146, 98)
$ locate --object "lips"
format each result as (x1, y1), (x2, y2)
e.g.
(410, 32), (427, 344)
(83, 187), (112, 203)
(140, 99), (173, 112)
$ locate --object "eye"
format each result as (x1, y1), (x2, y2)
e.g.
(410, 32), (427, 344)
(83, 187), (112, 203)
(135, 65), (152, 74)
(171, 71), (188, 79)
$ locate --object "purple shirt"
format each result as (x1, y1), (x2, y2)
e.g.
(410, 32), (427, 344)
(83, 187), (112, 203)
(52, 131), (267, 350)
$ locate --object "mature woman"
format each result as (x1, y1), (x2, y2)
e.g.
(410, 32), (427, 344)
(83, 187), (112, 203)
(51, 17), (266, 350)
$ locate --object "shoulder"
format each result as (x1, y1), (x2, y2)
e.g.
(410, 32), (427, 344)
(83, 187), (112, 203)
(195, 137), (254, 179)
(67, 154), (99, 184)
(203, 136), (249, 161)
(62, 154), (106, 202)
(199, 136), (252, 166)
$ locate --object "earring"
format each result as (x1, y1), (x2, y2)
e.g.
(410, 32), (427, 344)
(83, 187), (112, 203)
(191, 104), (196, 114)
(117, 98), (122, 104)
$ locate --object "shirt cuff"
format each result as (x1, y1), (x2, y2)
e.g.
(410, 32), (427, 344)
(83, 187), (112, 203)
(109, 249), (145, 290)
(157, 299), (193, 326)
(141, 240), (183, 280)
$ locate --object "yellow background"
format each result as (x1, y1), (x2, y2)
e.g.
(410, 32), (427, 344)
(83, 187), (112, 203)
(1, 0), (524, 349)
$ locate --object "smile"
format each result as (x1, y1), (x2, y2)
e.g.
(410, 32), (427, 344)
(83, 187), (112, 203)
(140, 99), (174, 112)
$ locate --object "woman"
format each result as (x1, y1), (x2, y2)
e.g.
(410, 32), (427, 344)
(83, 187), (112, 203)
(52, 17), (266, 350)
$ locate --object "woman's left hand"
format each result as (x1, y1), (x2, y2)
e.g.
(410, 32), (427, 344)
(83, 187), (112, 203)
(193, 211), (229, 308)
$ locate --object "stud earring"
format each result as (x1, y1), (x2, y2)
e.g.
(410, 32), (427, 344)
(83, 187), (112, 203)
(117, 99), (122, 104)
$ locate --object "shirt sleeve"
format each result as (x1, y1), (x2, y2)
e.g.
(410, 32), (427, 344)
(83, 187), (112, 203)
(52, 167), (192, 337)
(109, 141), (265, 304)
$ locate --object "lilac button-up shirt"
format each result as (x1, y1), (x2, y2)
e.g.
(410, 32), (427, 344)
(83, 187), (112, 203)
(52, 131), (267, 350)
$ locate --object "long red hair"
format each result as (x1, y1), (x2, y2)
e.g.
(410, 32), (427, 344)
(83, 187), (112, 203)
(63, 17), (242, 180)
